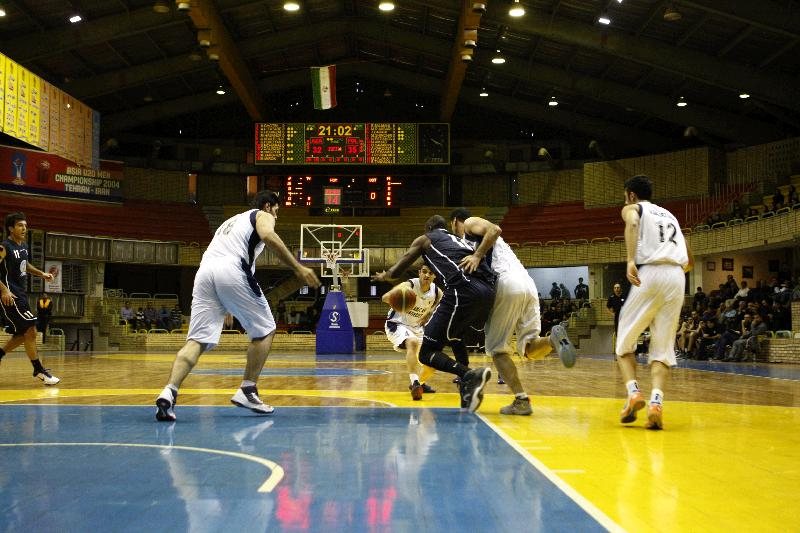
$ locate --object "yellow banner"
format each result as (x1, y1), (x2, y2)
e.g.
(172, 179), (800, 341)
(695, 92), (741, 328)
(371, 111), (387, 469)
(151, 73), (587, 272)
(17, 66), (28, 141)
(28, 73), (40, 148)
(38, 78), (49, 151)
(0, 55), (5, 133)
(4, 58), (17, 136)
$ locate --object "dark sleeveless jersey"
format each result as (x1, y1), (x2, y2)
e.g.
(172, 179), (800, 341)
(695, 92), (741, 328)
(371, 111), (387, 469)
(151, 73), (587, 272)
(0, 239), (29, 298)
(423, 228), (495, 288)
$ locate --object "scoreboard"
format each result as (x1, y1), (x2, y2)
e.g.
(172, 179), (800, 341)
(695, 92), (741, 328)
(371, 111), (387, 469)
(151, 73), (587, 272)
(254, 122), (449, 165)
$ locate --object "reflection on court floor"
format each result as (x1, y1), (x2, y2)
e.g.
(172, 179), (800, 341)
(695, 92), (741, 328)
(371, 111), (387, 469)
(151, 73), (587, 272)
(0, 405), (608, 532)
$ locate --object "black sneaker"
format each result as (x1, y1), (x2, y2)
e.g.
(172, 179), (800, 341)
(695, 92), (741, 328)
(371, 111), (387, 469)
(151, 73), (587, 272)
(409, 380), (423, 401)
(460, 367), (491, 413)
(497, 376), (505, 385)
(155, 386), (177, 422)
(421, 383), (436, 394)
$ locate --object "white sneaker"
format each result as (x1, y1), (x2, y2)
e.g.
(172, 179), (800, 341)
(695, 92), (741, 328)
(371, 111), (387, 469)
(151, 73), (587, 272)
(35, 369), (60, 386)
(550, 324), (577, 368)
(231, 386), (275, 415)
(155, 386), (177, 422)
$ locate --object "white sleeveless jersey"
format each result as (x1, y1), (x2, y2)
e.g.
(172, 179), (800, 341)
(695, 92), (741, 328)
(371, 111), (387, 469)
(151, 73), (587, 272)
(635, 201), (688, 267)
(386, 278), (439, 327)
(202, 209), (266, 273)
(488, 236), (526, 276)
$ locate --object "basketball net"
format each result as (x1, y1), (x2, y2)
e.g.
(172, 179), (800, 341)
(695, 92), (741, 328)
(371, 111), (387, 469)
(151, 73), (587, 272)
(323, 249), (342, 291)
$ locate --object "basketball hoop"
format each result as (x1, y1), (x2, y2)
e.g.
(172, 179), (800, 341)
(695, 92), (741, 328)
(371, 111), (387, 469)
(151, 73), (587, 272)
(322, 249), (342, 290)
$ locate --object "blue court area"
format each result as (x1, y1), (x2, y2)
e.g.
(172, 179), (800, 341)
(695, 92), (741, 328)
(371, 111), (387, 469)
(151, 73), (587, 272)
(0, 406), (605, 532)
(192, 368), (389, 377)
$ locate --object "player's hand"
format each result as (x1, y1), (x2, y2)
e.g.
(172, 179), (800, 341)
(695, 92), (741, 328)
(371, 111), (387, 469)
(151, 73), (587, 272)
(1, 288), (16, 306)
(371, 270), (395, 283)
(42, 273), (54, 282)
(626, 261), (641, 287)
(458, 254), (481, 273)
(296, 265), (321, 288)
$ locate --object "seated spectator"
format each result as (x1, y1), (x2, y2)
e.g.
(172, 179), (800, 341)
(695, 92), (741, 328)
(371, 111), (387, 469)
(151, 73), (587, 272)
(772, 187), (785, 211)
(694, 319), (721, 360)
(676, 311), (701, 356)
(774, 281), (791, 305)
(734, 280), (750, 300)
(729, 202), (745, 220)
(169, 304), (183, 331)
(559, 283), (571, 300)
(728, 314), (768, 361)
(705, 211), (723, 226)
(726, 274), (739, 295)
(157, 305), (171, 330)
(693, 286), (707, 310)
(120, 301), (134, 326)
(135, 307), (145, 330)
(787, 184), (799, 206)
(144, 303), (158, 330)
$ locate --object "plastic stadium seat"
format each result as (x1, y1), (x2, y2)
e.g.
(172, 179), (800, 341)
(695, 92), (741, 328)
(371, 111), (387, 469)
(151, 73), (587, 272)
(711, 222), (727, 229)
(775, 330), (792, 339)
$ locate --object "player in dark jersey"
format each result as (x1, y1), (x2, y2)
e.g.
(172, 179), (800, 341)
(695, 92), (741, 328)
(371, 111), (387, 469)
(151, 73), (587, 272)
(0, 212), (60, 385)
(373, 215), (496, 412)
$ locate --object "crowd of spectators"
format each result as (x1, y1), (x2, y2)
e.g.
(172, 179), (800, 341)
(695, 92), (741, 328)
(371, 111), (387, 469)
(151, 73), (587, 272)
(707, 184), (800, 226)
(676, 274), (797, 361)
(120, 300), (184, 331)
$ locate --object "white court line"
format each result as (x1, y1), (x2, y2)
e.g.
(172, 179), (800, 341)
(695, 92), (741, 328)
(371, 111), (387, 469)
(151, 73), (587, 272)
(478, 414), (626, 533)
(0, 442), (284, 493)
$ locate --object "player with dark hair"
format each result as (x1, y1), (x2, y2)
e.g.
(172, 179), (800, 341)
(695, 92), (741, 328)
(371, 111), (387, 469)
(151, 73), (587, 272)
(155, 190), (320, 421)
(450, 208), (576, 415)
(373, 215), (495, 412)
(616, 174), (693, 430)
(383, 264), (442, 400)
(0, 212), (60, 385)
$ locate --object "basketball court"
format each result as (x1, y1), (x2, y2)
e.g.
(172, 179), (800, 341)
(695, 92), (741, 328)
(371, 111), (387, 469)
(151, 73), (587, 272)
(1, 348), (797, 532)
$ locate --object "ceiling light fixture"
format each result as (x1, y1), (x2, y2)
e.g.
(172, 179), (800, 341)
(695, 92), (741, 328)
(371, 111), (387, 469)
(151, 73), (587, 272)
(598, 13), (611, 25)
(676, 96), (687, 107)
(69, 14), (82, 23)
(739, 93), (750, 99)
(0, 5), (7, 17)
(479, 87), (489, 97)
(548, 96), (559, 107)
(509, 0), (525, 17)
(491, 50), (505, 64)
(378, 2), (395, 12)
(152, 1), (170, 13)
(663, 4), (682, 21)
(216, 85), (226, 95)
(283, 2), (300, 11)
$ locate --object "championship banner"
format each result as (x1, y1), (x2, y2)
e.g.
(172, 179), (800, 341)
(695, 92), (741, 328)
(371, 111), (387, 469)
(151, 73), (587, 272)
(44, 260), (62, 293)
(0, 144), (124, 201)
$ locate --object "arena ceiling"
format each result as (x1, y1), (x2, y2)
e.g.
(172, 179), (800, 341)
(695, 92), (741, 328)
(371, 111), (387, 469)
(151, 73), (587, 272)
(2, 0), (799, 159)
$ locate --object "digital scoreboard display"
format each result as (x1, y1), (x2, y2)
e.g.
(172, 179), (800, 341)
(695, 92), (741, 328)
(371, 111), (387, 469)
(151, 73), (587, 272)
(254, 122), (449, 165)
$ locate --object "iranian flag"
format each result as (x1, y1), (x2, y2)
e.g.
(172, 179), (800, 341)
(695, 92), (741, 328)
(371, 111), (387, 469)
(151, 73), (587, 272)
(311, 65), (337, 110)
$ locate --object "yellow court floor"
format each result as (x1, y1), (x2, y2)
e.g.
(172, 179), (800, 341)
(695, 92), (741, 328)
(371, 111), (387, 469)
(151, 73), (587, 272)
(1, 349), (798, 532)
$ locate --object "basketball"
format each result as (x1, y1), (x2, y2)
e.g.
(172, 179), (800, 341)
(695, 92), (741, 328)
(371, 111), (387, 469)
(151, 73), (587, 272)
(387, 285), (417, 312)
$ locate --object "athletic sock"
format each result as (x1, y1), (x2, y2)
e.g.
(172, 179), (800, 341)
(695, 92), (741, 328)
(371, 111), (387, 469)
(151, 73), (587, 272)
(625, 380), (640, 396)
(241, 380), (256, 389)
(31, 358), (45, 374)
(166, 384), (178, 394)
(409, 374), (420, 385)
(515, 392), (528, 400)
(650, 388), (664, 405)
(419, 350), (469, 378)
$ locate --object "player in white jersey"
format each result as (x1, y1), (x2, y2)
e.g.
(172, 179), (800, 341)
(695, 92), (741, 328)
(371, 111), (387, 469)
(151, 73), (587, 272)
(383, 264), (443, 400)
(616, 175), (693, 430)
(155, 190), (320, 422)
(450, 209), (577, 416)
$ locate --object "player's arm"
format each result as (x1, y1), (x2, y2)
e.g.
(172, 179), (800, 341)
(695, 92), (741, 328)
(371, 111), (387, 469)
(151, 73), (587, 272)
(606, 299), (615, 316)
(381, 281), (413, 305)
(621, 204), (641, 286)
(255, 211), (320, 288)
(458, 217), (500, 273)
(26, 262), (54, 282)
(372, 234), (428, 283)
(684, 241), (695, 273)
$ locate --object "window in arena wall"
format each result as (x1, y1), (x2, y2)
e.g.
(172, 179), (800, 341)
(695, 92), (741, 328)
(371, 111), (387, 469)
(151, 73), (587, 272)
(61, 262), (88, 293)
